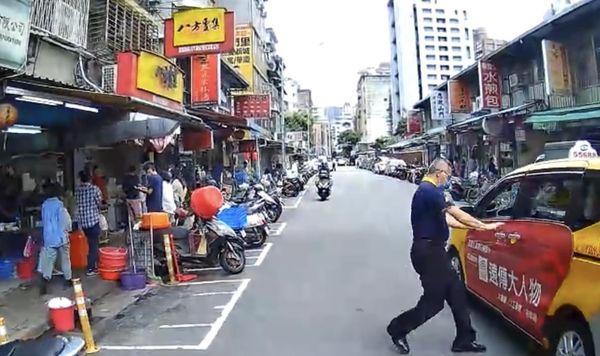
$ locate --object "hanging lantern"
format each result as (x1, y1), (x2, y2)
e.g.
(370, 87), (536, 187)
(0, 104), (18, 130)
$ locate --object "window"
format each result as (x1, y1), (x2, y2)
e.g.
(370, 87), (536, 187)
(440, 55), (449, 61)
(425, 45), (435, 50)
(428, 84), (437, 89)
(438, 36), (447, 42)
(465, 28), (470, 40)
(453, 65), (463, 71)
(425, 35), (435, 41)
(572, 176), (600, 230)
(422, 0), (431, 2)
(426, 54), (436, 60)
(436, 8), (445, 14)
(453, 55), (462, 61)
(451, 37), (460, 43)
(478, 180), (521, 219)
(451, 27), (460, 33)
(423, 17), (433, 23)
(439, 45), (448, 51)
(424, 26), (434, 32)
(437, 27), (447, 33)
(463, 10), (468, 20)
(450, 18), (459, 24)
(427, 74), (437, 80)
(427, 64), (436, 70)
(441, 65), (450, 70)
(441, 74), (450, 80)
(466, 46), (472, 59)
(436, 18), (446, 24)
(452, 46), (461, 52)
(423, 8), (432, 14)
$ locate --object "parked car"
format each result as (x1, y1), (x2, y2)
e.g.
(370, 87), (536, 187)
(447, 157), (600, 356)
(336, 157), (349, 166)
(384, 159), (406, 176)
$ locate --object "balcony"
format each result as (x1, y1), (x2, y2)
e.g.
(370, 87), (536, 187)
(31, 0), (90, 48)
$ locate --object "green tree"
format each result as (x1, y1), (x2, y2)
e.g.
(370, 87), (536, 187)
(373, 136), (391, 150)
(337, 130), (361, 146)
(285, 110), (312, 132)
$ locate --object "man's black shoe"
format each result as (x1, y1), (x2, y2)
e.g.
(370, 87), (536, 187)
(451, 341), (487, 353)
(391, 335), (410, 354)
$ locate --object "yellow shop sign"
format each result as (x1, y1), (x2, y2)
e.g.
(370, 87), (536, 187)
(173, 8), (226, 47)
(136, 51), (184, 103)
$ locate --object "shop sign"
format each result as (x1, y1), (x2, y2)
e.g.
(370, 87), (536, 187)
(237, 139), (257, 153)
(430, 90), (450, 124)
(223, 25), (254, 93)
(448, 80), (472, 113)
(541, 39), (572, 96)
(406, 110), (423, 136)
(182, 128), (214, 151)
(191, 54), (221, 106)
(233, 94), (270, 119)
(478, 60), (501, 109)
(569, 140), (598, 159)
(164, 11), (235, 58)
(0, 0), (32, 71)
(172, 8), (226, 46)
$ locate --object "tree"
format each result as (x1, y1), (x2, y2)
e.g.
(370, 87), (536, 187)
(337, 130), (361, 146)
(285, 110), (312, 132)
(373, 136), (391, 150)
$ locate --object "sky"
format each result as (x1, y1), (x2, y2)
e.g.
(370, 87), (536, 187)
(266, 0), (551, 108)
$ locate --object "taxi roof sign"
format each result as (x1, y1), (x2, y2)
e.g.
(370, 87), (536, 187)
(569, 140), (598, 160)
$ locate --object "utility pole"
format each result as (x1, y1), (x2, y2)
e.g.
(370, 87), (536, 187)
(280, 77), (286, 168)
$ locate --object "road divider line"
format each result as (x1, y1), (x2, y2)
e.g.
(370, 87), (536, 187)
(253, 242), (273, 267)
(270, 222), (287, 236)
(198, 279), (251, 350)
(193, 291), (235, 297)
(175, 279), (247, 287)
(159, 323), (212, 329)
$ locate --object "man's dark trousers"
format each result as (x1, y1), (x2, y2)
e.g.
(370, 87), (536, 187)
(388, 239), (476, 345)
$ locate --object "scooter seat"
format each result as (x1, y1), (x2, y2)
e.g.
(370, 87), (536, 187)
(0, 341), (17, 356)
(171, 227), (190, 240)
(12, 336), (66, 356)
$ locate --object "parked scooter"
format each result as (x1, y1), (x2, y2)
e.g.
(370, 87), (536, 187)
(448, 176), (465, 201)
(0, 335), (85, 356)
(219, 202), (269, 249)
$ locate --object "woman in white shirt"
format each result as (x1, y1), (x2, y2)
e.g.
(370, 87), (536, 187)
(161, 171), (177, 217)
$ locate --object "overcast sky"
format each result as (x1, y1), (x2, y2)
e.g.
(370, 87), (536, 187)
(266, 0), (551, 107)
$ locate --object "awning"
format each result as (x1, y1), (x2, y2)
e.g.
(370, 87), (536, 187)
(525, 103), (600, 125)
(448, 101), (542, 131)
(9, 81), (208, 128)
(188, 108), (254, 130)
(387, 137), (427, 150)
(221, 60), (250, 89)
(422, 126), (446, 138)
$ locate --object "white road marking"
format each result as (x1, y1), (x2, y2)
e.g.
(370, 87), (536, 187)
(103, 345), (203, 351)
(283, 189), (306, 209)
(193, 291), (235, 297)
(270, 222), (287, 236)
(159, 323), (212, 329)
(198, 278), (250, 350)
(174, 279), (246, 287)
(213, 305), (225, 310)
(253, 242), (273, 266)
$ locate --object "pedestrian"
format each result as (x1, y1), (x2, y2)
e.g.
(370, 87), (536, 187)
(161, 171), (177, 218)
(75, 170), (103, 276)
(143, 161), (163, 213)
(171, 171), (187, 207)
(387, 158), (503, 354)
(123, 165), (144, 223)
(39, 183), (72, 295)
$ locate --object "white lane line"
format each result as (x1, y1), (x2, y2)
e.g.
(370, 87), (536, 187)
(175, 279), (247, 287)
(283, 190), (306, 209)
(193, 291), (235, 297)
(253, 242), (273, 266)
(198, 278), (251, 350)
(103, 345), (203, 351)
(159, 323), (212, 329)
(270, 222), (287, 236)
(213, 305), (225, 310)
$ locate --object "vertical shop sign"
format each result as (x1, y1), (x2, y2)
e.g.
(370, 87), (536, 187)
(478, 61), (502, 109)
(234, 95), (270, 119)
(541, 39), (572, 96)
(0, 0), (32, 71)
(191, 54), (221, 105)
(223, 25), (254, 93)
(406, 110), (423, 136)
(430, 90), (450, 125)
(172, 8), (226, 46)
(448, 80), (472, 113)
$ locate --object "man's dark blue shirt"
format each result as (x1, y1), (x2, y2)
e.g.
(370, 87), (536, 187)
(410, 179), (454, 242)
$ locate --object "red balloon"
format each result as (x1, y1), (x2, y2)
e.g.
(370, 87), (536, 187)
(190, 186), (224, 219)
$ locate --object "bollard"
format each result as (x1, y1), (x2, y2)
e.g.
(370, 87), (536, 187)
(163, 233), (177, 285)
(0, 317), (9, 345)
(72, 279), (99, 354)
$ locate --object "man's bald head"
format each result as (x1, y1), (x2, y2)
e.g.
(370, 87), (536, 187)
(427, 158), (451, 175)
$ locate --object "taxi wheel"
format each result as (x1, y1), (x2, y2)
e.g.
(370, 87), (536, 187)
(448, 249), (464, 282)
(548, 319), (594, 356)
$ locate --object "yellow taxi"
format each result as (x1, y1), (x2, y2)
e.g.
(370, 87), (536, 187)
(448, 157), (600, 355)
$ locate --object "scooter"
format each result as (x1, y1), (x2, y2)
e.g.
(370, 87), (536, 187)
(154, 217), (246, 276)
(316, 174), (332, 201)
(254, 184), (283, 223)
(448, 176), (466, 201)
(0, 335), (84, 356)
(219, 202), (269, 249)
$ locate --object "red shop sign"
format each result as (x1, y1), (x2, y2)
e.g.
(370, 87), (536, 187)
(238, 139), (257, 153)
(478, 60), (502, 109)
(164, 12), (235, 58)
(406, 110), (423, 136)
(190, 54), (220, 106)
(233, 95), (270, 119)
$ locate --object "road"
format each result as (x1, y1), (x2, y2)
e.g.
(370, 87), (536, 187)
(98, 167), (529, 356)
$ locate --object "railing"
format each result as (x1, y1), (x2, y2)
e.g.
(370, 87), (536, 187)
(31, 0), (90, 48)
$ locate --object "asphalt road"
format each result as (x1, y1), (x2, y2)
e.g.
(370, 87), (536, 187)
(97, 167), (529, 356)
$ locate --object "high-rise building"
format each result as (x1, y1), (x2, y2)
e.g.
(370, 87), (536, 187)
(473, 27), (506, 59)
(297, 89), (313, 112)
(356, 68), (392, 143)
(284, 78), (300, 113)
(388, 0), (474, 129)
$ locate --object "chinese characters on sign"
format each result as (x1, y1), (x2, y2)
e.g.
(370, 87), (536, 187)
(191, 54), (220, 105)
(164, 12), (235, 58)
(478, 61), (502, 109)
(234, 95), (270, 119)
(0, 0), (31, 71)
(542, 39), (572, 96)
(223, 25), (254, 93)
(448, 80), (472, 113)
(406, 110), (423, 136)
(136, 51), (184, 103)
(172, 8), (226, 47)
(430, 90), (450, 124)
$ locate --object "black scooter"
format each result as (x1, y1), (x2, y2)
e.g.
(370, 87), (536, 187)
(316, 171), (332, 200)
(0, 335), (84, 356)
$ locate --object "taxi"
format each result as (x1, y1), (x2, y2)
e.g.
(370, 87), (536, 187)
(448, 150), (600, 355)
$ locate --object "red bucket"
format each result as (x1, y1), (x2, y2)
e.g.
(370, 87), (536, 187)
(16, 258), (35, 280)
(99, 247), (128, 270)
(48, 298), (75, 333)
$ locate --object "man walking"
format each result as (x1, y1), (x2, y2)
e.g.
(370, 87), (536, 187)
(387, 158), (502, 354)
(75, 171), (103, 276)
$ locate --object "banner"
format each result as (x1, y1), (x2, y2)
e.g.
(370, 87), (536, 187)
(172, 8), (226, 46)
(448, 80), (472, 113)
(164, 12), (235, 58)
(136, 51), (184, 103)
(406, 110), (423, 136)
(542, 39), (572, 96)
(430, 90), (450, 124)
(0, 0), (32, 71)
(191, 54), (221, 105)
(478, 60), (502, 109)
(223, 25), (254, 93)
(234, 95), (270, 119)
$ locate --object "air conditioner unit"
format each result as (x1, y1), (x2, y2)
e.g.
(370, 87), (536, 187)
(102, 65), (117, 93)
(508, 72), (530, 88)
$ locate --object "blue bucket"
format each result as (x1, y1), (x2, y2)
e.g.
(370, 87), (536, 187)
(0, 259), (15, 280)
